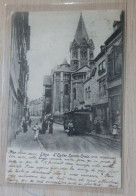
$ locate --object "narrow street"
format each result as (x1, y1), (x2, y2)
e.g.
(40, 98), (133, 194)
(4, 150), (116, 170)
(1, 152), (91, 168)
(10, 116), (44, 151)
(10, 116), (121, 157)
(38, 122), (121, 157)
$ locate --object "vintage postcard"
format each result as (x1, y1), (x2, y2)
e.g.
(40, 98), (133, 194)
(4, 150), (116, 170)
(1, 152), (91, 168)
(6, 10), (124, 188)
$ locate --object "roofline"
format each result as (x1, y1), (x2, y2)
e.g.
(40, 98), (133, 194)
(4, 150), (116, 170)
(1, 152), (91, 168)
(104, 26), (122, 45)
(74, 65), (91, 73)
(53, 70), (74, 73)
(94, 25), (123, 62)
(72, 71), (87, 75)
(83, 76), (92, 84)
(94, 48), (106, 62)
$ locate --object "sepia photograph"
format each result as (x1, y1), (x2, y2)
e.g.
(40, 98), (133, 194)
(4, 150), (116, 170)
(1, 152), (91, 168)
(6, 10), (124, 187)
(7, 10), (123, 156)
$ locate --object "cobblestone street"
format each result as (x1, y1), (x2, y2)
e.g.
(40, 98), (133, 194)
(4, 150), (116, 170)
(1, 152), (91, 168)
(39, 123), (121, 157)
(11, 117), (121, 157)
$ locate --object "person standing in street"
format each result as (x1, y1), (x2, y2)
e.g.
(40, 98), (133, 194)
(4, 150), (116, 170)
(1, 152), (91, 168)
(22, 116), (28, 133)
(29, 117), (32, 127)
(33, 122), (41, 140)
(49, 118), (53, 134)
(112, 124), (118, 139)
(42, 118), (47, 134)
(68, 120), (74, 136)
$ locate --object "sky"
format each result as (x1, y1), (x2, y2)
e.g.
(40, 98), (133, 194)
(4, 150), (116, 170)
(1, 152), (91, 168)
(27, 10), (121, 100)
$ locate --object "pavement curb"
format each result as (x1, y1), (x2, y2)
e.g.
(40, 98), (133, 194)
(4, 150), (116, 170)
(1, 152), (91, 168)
(87, 133), (121, 143)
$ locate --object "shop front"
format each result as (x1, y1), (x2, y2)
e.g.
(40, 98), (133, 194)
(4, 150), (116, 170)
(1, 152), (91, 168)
(108, 86), (122, 133)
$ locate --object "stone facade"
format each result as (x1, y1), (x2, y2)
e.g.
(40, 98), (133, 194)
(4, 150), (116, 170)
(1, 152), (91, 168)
(106, 12), (124, 132)
(42, 75), (52, 117)
(70, 14), (94, 71)
(83, 12), (123, 134)
(71, 66), (91, 110)
(29, 98), (42, 116)
(44, 12), (123, 135)
(8, 12), (30, 145)
(52, 14), (94, 115)
(52, 60), (72, 114)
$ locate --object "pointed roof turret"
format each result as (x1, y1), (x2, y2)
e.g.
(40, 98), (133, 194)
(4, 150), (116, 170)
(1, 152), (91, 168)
(74, 13), (89, 44)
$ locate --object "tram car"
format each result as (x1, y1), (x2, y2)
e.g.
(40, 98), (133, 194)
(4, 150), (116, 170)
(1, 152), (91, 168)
(64, 109), (91, 135)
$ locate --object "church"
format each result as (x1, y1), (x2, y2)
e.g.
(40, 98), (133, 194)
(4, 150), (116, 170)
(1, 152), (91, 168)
(52, 13), (95, 115)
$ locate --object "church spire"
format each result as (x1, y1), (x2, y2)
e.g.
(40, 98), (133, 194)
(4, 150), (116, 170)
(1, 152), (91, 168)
(74, 13), (89, 44)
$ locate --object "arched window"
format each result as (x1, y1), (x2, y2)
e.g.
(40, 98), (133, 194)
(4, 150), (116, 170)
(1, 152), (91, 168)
(81, 50), (87, 59)
(64, 84), (69, 95)
(73, 88), (76, 100)
(72, 50), (78, 58)
(88, 86), (91, 99)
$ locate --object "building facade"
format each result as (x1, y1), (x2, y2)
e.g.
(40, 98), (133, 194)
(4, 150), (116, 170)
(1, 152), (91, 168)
(83, 12), (123, 134)
(42, 75), (52, 117)
(44, 12), (123, 135)
(29, 98), (42, 116)
(52, 14), (95, 115)
(106, 13), (123, 131)
(52, 60), (72, 115)
(70, 13), (94, 71)
(8, 12), (30, 145)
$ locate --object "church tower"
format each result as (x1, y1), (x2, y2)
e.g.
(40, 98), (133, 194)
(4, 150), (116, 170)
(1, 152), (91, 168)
(70, 13), (95, 71)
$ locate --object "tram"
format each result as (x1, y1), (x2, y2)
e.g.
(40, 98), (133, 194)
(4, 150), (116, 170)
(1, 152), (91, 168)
(64, 109), (91, 135)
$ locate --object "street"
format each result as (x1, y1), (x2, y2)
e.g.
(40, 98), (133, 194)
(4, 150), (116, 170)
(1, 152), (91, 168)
(39, 123), (121, 157)
(10, 116), (121, 157)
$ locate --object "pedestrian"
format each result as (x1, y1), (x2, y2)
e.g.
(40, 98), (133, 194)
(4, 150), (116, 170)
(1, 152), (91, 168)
(41, 118), (47, 134)
(68, 120), (74, 136)
(48, 118), (53, 134)
(96, 120), (101, 134)
(33, 122), (41, 140)
(29, 117), (32, 127)
(22, 117), (28, 133)
(112, 124), (118, 139)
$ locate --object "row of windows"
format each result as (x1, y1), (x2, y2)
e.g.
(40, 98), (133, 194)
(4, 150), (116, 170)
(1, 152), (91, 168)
(85, 79), (107, 99)
(99, 79), (107, 97)
(98, 60), (106, 71)
(108, 45), (122, 79)
(63, 81), (106, 101)
(72, 50), (93, 59)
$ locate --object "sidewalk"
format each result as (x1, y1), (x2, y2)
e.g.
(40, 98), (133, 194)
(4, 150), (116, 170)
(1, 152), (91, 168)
(10, 127), (45, 151)
(87, 132), (121, 142)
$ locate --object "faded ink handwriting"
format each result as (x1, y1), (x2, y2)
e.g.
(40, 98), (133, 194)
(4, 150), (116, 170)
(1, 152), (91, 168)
(6, 149), (121, 188)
